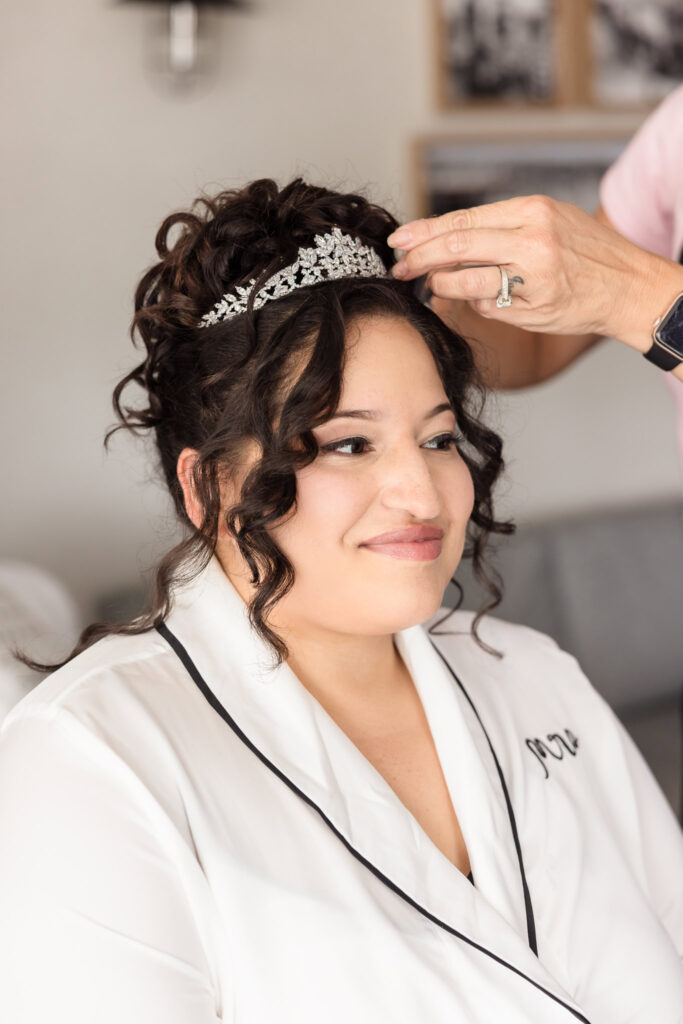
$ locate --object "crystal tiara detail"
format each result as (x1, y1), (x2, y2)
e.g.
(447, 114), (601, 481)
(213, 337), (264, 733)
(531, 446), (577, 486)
(197, 227), (389, 328)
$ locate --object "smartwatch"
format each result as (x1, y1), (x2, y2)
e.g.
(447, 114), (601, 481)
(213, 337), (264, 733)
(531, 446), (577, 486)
(644, 291), (683, 371)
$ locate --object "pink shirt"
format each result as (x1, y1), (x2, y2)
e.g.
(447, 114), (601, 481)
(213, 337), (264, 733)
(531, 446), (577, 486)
(600, 83), (683, 475)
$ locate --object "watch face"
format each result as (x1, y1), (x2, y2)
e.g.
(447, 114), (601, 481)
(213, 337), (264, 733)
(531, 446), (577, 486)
(655, 292), (683, 358)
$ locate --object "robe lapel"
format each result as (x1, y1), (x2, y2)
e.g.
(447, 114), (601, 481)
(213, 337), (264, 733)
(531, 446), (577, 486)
(162, 558), (586, 1019)
(395, 624), (534, 943)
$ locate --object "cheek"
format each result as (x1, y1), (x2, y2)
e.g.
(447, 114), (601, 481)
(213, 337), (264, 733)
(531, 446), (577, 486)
(461, 464), (476, 517)
(440, 458), (476, 526)
(272, 465), (369, 561)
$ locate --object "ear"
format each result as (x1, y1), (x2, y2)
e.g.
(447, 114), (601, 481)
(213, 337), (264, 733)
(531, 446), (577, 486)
(176, 448), (204, 530)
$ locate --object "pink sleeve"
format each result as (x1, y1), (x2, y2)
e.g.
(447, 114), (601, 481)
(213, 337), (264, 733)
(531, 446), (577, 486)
(600, 84), (683, 259)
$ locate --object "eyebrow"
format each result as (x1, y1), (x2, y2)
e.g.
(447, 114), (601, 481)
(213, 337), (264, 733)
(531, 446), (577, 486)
(325, 401), (454, 423)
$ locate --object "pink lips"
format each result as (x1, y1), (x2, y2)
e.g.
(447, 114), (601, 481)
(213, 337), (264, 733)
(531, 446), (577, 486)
(359, 525), (444, 562)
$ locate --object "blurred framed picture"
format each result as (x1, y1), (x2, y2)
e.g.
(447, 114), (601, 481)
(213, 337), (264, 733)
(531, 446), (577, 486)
(412, 133), (629, 219)
(433, 0), (681, 110)
(432, 0), (574, 108)
(590, 0), (683, 107)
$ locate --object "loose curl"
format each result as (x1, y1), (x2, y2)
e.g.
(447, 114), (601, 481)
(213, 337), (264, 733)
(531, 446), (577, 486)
(23, 177), (513, 672)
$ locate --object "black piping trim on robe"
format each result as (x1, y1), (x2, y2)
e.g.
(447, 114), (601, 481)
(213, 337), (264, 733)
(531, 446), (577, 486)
(429, 639), (538, 956)
(155, 623), (592, 1024)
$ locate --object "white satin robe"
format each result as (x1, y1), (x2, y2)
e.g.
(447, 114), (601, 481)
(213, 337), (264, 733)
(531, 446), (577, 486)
(0, 555), (681, 1023)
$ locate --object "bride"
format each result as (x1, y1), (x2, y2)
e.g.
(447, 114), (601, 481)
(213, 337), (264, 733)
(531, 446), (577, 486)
(0, 178), (681, 1024)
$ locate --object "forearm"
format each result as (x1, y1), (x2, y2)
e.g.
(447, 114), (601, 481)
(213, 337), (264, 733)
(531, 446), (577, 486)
(433, 249), (683, 387)
(394, 198), (683, 385)
(431, 296), (601, 390)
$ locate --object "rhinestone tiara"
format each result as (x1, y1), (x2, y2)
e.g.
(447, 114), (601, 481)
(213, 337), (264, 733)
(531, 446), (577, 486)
(198, 227), (389, 328)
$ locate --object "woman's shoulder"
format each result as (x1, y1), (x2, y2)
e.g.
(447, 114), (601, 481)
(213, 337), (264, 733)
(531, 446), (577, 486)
(3, 629), (173, 727)
(422, 606), (597, 711)
(0, 629), (208, 844)
(0, 622), (184, 753)
(421, 608), (623, 780)
(424, 606), (567, 663)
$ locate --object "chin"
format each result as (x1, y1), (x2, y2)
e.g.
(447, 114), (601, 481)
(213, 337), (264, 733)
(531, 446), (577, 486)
(358, 583), (447, 636)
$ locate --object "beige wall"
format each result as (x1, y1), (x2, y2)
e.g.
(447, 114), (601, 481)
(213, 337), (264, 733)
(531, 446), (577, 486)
(1, 0), (680, 615)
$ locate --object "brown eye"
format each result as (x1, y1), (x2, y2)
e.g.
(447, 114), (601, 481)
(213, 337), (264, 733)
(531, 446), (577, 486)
(320, 436), (371, 456)
(422, 433), (462, 451)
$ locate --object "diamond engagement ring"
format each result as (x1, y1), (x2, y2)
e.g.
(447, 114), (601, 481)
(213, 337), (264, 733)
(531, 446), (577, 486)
(496, 265), (513, 308)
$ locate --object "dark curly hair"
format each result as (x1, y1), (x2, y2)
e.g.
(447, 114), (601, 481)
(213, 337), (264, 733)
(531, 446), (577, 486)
(25, 177), (513, 672)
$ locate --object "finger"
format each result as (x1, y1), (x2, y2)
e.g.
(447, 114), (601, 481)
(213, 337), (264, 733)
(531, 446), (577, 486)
(387, 195), (544, 251)
(427, 266), (510, 303)
(469, 297), (528, 321)
(428, 267), (526, 306)
(392, 227), (521, 281)
(467, 296), (553, 330)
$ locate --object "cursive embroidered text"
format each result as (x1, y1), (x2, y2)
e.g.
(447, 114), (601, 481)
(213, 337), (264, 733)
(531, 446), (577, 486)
(525, 729), (579, 780)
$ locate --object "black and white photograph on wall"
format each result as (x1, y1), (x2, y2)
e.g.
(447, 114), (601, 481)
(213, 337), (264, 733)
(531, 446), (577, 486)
(435, 0), (557, 106)
(414, 135), (627, 219)
(591, 0), (683, 106)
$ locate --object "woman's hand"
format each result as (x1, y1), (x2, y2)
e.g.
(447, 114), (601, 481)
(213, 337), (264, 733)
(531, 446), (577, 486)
(388, 195), (683, 354)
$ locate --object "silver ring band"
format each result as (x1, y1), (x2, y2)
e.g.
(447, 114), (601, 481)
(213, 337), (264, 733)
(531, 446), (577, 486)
(496, 265), (513, 308)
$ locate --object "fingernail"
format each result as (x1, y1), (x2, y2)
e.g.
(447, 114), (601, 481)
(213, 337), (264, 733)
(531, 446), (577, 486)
(392, 260), (408, 279)
(388, 227), (412, 248)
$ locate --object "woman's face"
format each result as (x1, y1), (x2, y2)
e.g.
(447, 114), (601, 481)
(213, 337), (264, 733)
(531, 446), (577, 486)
(221, 314), (475, 638)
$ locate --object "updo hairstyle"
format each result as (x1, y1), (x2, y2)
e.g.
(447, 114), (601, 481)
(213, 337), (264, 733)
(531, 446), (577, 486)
(33, 177), (513, 671)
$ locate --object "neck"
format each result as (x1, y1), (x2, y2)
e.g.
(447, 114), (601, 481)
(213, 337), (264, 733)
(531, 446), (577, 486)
(221, 556), (413, 714)
(284, 626), (411, 716)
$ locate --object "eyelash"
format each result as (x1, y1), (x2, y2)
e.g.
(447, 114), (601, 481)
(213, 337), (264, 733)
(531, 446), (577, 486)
(320, 432), (464, 456)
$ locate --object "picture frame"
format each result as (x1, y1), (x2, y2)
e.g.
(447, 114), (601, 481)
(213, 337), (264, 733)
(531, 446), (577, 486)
(432, 0), (592, 109)
(589, 0), (683, 108)
(432, 0), (681, 111)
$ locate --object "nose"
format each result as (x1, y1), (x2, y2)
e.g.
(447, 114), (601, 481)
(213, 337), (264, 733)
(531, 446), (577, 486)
(378, 442), (443, 521)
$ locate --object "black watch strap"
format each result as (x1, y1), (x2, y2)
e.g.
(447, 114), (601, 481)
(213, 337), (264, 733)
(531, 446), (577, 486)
(643, 340), (683, 371)
(644, 290), (683, 371)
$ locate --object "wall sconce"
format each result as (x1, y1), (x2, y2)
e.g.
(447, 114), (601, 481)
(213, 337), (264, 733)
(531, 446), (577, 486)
(121, 0), (247, 77)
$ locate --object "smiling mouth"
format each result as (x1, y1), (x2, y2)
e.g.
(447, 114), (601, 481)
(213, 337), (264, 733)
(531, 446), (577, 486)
(359, 531), (443, 562)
